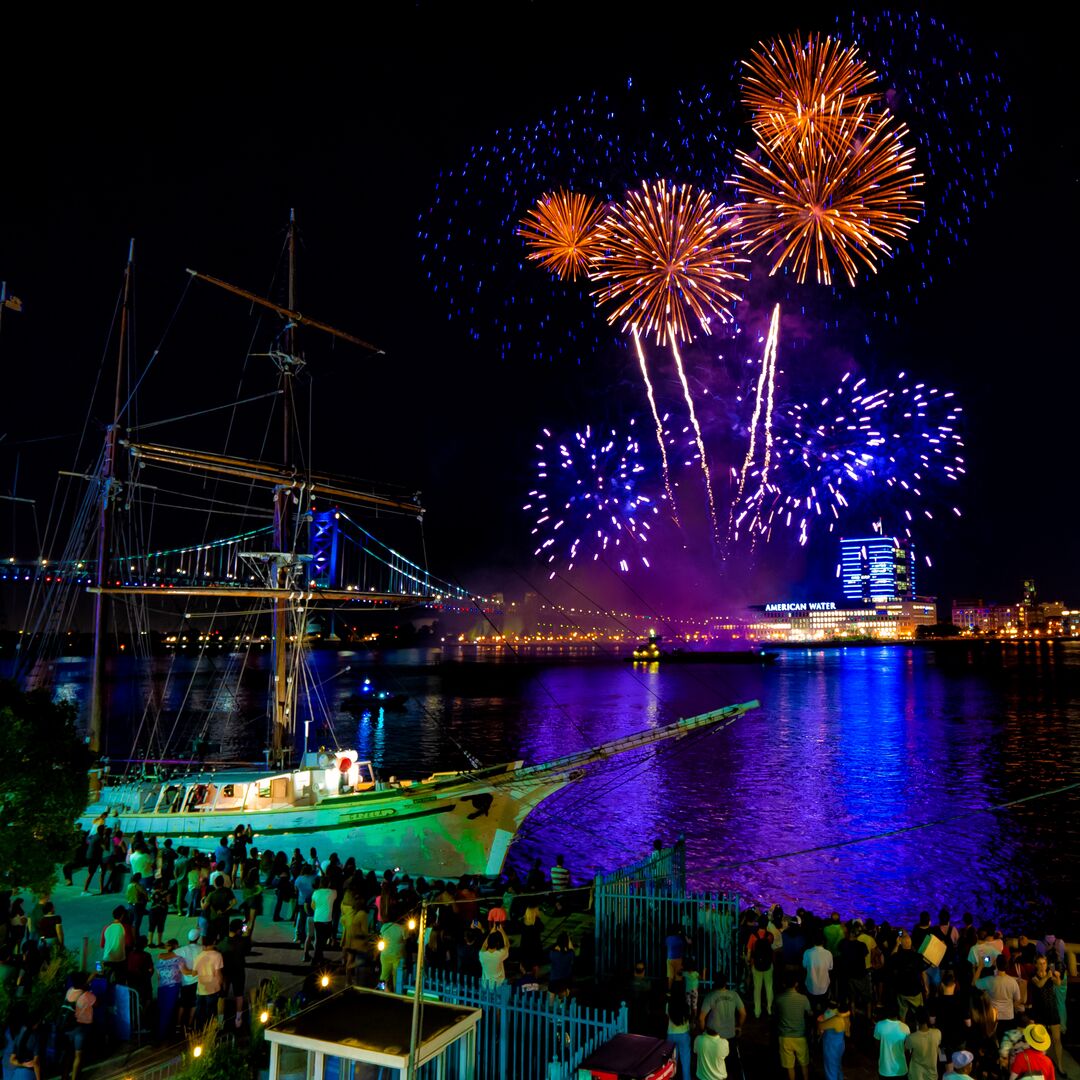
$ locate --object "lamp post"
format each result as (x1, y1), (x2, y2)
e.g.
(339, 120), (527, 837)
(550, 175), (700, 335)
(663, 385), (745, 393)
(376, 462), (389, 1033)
(405, 902), (428, 1080)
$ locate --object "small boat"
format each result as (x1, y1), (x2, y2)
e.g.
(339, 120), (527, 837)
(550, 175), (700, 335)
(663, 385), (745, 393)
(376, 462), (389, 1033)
(629, 633), (777, 665)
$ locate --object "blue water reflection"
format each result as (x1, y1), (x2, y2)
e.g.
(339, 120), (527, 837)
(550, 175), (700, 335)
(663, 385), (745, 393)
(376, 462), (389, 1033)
(4, 643), (1077, 929)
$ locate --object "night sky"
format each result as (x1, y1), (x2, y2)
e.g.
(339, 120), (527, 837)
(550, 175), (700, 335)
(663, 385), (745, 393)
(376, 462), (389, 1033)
(1, 6), (1076, 617)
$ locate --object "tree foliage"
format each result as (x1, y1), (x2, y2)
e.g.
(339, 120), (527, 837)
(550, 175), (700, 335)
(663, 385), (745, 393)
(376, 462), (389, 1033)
(0, 681), (91, 893)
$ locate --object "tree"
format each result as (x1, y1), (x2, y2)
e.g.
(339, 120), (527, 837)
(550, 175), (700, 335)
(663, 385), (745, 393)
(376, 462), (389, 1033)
(0, 682), (91, 893)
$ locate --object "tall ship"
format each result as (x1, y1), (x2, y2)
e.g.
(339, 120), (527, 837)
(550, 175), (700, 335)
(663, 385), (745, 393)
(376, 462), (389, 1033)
(14, 218), (759, 877)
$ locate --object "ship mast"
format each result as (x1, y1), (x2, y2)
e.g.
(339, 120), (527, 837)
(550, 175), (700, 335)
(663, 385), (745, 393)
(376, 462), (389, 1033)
(270, 210), (299, 768)
(89, 240), (134, 761)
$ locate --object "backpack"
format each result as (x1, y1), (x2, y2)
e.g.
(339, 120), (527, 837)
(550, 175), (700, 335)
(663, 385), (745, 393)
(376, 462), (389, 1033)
(752, 933), (774, 971)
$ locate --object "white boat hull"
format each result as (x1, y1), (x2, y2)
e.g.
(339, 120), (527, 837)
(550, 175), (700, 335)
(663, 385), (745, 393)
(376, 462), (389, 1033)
(80, 769), (574, 879)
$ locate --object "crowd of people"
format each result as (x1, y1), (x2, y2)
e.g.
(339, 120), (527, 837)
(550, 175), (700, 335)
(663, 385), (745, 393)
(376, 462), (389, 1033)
(3, 825), (584, 1078)
(655, 902), (1072, 1080)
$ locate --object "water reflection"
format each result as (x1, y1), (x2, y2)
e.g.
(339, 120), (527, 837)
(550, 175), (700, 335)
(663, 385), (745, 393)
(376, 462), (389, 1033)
(3, 643), (1077, 928)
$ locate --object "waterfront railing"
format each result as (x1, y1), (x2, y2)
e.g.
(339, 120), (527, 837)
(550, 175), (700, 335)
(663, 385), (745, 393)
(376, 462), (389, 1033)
(401, 967), (627, 1080)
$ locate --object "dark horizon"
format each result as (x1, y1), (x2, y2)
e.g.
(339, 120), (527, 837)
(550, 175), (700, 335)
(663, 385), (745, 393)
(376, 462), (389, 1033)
(1, 6), (1075, 616)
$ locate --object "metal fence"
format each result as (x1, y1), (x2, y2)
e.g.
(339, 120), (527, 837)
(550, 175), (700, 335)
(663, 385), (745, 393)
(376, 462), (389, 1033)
(403, 968), (627, 1080)
(594, 838), (740, 986)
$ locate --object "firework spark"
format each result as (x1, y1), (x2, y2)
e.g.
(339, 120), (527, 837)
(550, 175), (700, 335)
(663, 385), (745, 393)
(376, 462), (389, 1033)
(591, 179), (747, 345)
(742, 32), (879, 156)
(517, 189), (606, 280)
(735, 370), (965, 547)
(524, 421), (664, 578)
(732, 109), (923, 286)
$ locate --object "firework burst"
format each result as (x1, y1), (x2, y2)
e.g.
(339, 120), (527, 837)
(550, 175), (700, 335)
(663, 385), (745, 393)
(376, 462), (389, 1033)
(735, 370), (965, 547)
(517, 189), (606, 280)
(741, 32), (879, 156)
(591, 179), (747, 345)
(731, 109), (923, 286)
(590, 179), (747, 539)
(524, 421), (672, 577)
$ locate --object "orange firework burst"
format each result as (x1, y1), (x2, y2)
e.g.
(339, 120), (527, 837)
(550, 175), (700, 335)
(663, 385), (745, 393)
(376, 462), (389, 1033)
(517, 189), (606, 280)
(590, 179), (746, 345)
(731, 110), (924, 286)
(741, 32), (879, 156)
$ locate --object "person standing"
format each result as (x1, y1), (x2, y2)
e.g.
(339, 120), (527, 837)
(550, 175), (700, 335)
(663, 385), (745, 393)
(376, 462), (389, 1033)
(667, 986), (692, 1080)
(874, 1003), (911, 1080)
(803, 932), (834, 1014)
(82, 827), (108, 896)
(747, 923), (775, 1018)
(100, 907), (128, 983)
(175, 929), (202, 1032)
(1008, 1024), (1057, 1080)
(155, 939), (185, 1042)
(62, 972), (96, 1080)
(479, 929), (509, 988)
(904, 1007), (941, 1080)
(1026, 957), (1065, 1078)
(192, 936), (224, 1027)
(379, 917), (406, 990)
(976, 955), (1023, 1037)
(219, 919), (250, 1029)
(694, 1027), (729, 1080)
(817, 1001), (851, 1080)
(310, 877), (337, 963)
(549, 855), (570, 892)
(775, 975), (812, 1080)
(699, 975), (746, 1080)
(548, 932), (576, 1000)
(294, 864), (317, 948)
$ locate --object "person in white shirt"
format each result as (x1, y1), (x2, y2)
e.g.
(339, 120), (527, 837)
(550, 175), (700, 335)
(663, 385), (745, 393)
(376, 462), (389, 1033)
(479, 930), (509, 987)
(802, 937), (833, 1010)
(694, 1028), (730, 1080)
(309, 878), (337, 964)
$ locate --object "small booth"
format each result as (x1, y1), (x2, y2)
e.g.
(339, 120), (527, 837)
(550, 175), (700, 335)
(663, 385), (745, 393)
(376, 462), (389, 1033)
(264, 987), (481, 1080)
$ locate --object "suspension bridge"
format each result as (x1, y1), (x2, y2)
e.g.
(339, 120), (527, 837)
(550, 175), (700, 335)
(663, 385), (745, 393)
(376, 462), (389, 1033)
(2, 508), (495, 615)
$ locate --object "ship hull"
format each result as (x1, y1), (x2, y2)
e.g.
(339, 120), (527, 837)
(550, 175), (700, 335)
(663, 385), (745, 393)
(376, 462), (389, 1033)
(79, 770), (574, 879)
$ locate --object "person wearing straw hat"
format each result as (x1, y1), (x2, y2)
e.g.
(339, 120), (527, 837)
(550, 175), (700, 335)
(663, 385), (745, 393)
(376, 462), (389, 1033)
(1008, 1024), (1056, 1080)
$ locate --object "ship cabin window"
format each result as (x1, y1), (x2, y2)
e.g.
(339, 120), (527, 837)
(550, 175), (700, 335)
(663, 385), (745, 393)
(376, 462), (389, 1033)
(157, 784), (185, 814)
(243, 776), (291, 811)
(139, 786), (161, 812)
(293, 771), (313, 804)
(212, 783), (247, 812)
(183, 783), (215, 813)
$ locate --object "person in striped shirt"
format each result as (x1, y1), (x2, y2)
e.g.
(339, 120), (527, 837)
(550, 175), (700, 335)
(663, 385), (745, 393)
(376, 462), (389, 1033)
(550, 855), (570, 892)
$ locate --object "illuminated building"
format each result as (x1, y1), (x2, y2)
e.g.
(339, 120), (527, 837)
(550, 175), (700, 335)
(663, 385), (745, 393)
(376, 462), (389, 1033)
(749, 598), (937, 642)
(951, 600), (1019, 635)
(839, 535), (915, 602)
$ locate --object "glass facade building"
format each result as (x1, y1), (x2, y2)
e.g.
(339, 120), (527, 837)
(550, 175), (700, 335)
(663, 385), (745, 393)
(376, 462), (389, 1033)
(840, 535), (915, 602)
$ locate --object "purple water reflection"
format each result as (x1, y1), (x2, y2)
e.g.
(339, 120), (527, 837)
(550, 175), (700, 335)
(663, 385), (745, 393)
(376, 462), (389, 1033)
(10, 643), (1078, 932)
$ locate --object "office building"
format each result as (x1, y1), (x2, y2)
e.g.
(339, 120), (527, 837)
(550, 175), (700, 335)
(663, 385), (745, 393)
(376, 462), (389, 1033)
(839, 534), (915, 602)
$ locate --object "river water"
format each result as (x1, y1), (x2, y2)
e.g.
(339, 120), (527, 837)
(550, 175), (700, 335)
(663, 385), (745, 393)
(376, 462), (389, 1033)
(10, 642), (1079, 933)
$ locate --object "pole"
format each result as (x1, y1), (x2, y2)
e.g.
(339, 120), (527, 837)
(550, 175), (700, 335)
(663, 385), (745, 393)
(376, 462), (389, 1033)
(271, 211), (297, 768)
(89, 240), (134, 767)
(406, 901), (428, 1080)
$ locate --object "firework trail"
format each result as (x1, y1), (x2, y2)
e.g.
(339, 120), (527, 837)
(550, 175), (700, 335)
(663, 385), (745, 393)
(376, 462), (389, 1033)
(633, 327), (680, 526)
(591, 179), (747, 540)
(735, 302), (781, 507)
